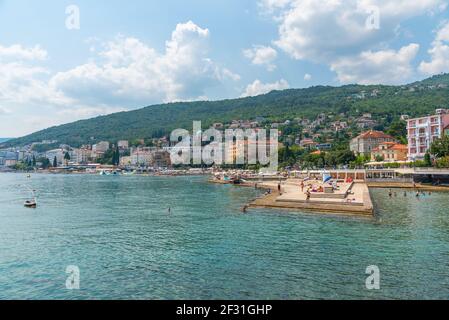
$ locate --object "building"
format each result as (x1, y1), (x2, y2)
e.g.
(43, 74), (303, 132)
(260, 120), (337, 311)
(0, 151), (17, 167)
(350, 130), (396, 155)
(152, 150), (171, 168)
(371, 142), (408, 162)
(70, 148), (92, 164)
(45, 149), (65, 166)
(445, 124), (449, 137)
(299, 138), (317, 149)
(316, 143), (333, 151)
(130, 148), (154, 166)
(119, 156), (132, 167)
(407, 109), (449, 160)
(225, 139), (279, 164)
(92, 141), (110, 153)
(117, 140), (129, 150)
(129, 148), (171, 167)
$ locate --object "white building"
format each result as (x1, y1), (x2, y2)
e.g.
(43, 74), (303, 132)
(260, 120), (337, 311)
(130, 148), (154, 166)
(93, 141), (110, 153)
(70, 148), (92, 164)
(407, 109), (449, 160)
(117, 140), (129, 149)
(46, 149), (65, 166)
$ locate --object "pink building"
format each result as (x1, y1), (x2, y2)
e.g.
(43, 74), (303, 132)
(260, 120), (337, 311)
(407, 109), (449, 160)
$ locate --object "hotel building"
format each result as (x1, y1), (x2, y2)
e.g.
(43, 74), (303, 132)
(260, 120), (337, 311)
(407, 109), (449, 160)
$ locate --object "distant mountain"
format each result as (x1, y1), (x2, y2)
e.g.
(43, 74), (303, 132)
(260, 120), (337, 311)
(0, 138), (11, 144)
(3, 74), (449, 148)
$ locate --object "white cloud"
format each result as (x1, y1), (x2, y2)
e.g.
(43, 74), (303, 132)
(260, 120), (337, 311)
(304, 73), (312, 81)
(0, 21), (240, 137)
(0, 107), (11, 115)
(330, 43), (420, 84)
(419, 21), (449, 75)
(0, 44), (47, 61)
(266, 0), (444, 63)
(241, 79), (290, 97)
(243, 45), (278, 71)
(258, 0), (444, 83)
(51, 21), (239, 105)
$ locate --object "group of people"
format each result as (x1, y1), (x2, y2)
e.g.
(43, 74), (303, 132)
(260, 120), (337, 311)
(389, 189), (432, 198)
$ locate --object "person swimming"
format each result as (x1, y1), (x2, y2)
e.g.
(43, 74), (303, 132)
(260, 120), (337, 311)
(388, 189), (393, 197)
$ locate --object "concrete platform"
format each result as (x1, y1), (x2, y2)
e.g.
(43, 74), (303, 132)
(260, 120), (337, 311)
(249, 181), (374, 216)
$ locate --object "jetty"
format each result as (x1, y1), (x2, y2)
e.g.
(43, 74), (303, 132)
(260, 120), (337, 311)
(248, 180), (374, 216)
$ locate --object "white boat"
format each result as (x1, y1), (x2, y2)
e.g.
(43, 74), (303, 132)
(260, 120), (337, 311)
(24, 199), (37, 208)
(24, 186), (37, 208)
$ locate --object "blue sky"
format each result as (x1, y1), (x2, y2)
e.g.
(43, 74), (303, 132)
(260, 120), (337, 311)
(1, 0), (449, 137)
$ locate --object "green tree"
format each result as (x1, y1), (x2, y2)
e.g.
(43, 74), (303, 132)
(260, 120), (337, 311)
(430, 136), (449, 158)
(53, 156), (57, 168)
(40, 157), (51, 169)
(112, 145), (120, 166)
(386, 120), (407, 142)
(64, 152), (71, 161)
(424, 152), (432, 167)
(375, 155), (385, 162)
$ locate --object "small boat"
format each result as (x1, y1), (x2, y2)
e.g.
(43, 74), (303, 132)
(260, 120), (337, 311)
(24, 199), (37, 208)
(23, 186), (37, 208)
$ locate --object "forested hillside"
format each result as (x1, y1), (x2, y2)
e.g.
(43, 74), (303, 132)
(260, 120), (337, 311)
(3, 74), (449, 148)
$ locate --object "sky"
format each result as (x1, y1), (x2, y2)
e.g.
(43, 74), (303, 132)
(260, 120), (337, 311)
(1, 0), (449, 137)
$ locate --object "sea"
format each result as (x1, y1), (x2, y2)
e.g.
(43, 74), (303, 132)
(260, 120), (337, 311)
(0, 173), (448, 300)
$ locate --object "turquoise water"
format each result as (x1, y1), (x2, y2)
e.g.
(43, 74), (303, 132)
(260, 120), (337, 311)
(1, 173), (449, 300)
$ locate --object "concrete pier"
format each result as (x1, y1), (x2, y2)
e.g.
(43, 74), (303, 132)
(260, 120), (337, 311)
(248, 180), (374, 216)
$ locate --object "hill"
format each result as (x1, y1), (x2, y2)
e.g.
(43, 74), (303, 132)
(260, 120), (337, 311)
(3, 74), (449, 148)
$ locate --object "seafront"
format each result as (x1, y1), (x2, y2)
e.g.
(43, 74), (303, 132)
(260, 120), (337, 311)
(211, 168), (449, 216)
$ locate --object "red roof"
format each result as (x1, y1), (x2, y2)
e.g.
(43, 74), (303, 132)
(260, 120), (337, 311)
(372, 143), (407, 152)
(391, 144), (408, 151)
(358, 130), (394, 140)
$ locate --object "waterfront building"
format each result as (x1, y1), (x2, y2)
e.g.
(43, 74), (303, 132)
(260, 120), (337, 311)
(350, 130), (396, 156)
(371, 142), (408, 162)
(92, 141), (110, 153)
(45, 149), (65, 166)
(0, 151), (18, 167)
(70, 148), (92, 164)
(407, 109), (449, 160)
(130, 148), (154, 166)
(119, 156), (132, 166)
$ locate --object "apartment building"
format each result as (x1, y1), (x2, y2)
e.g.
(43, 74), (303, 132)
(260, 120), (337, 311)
(407, 109), (449, 160)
